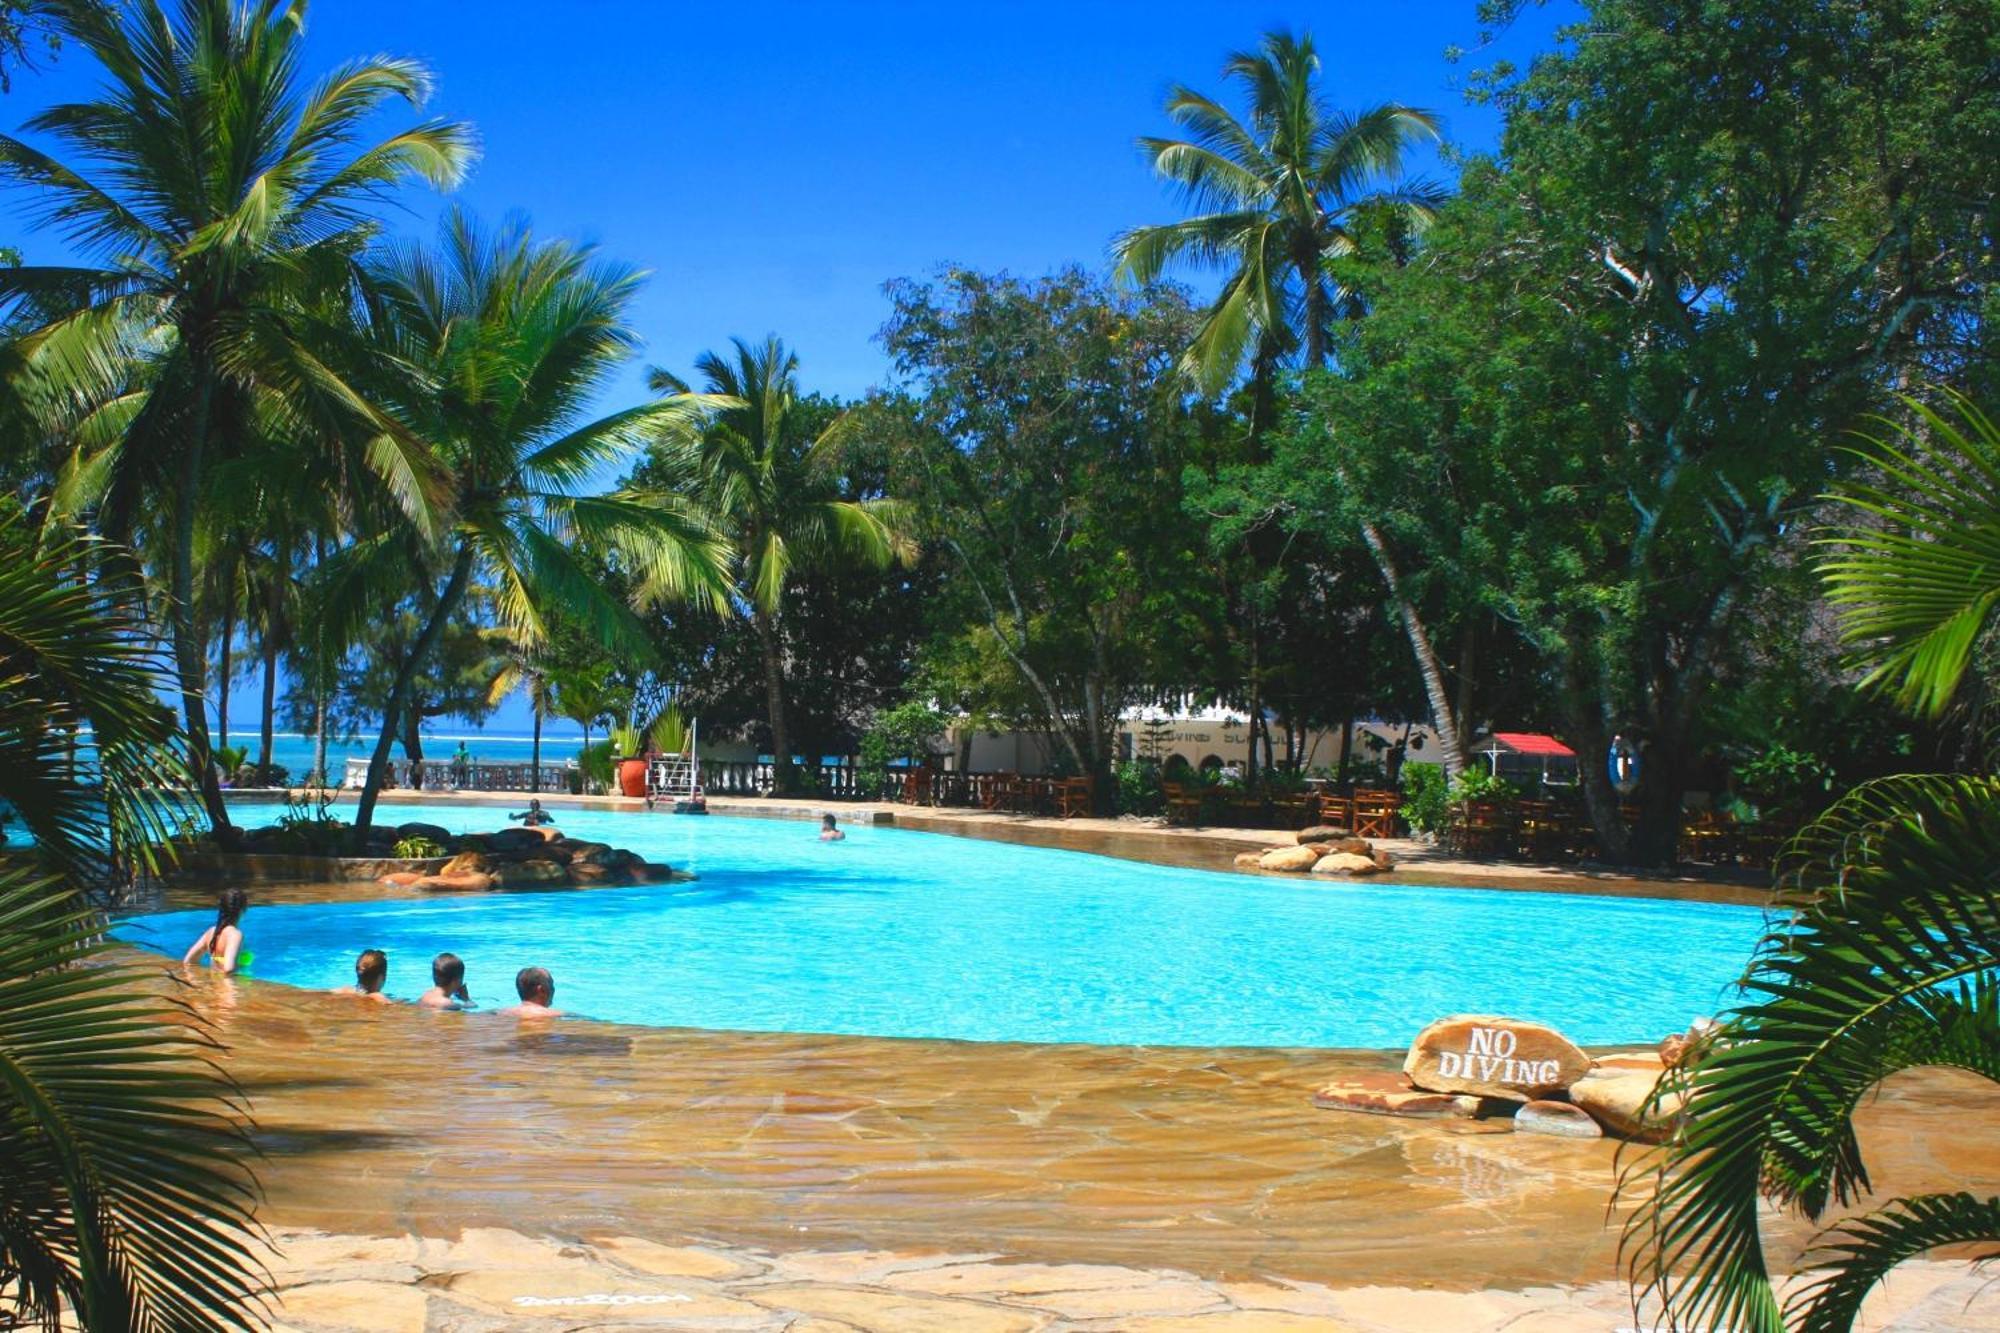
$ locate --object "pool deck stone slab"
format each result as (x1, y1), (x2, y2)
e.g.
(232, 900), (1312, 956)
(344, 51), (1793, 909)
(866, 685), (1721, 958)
(258, 1226), (1993, 1331)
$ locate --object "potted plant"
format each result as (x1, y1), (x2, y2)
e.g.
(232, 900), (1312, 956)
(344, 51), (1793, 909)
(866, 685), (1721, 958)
(611, 723), (647, 798)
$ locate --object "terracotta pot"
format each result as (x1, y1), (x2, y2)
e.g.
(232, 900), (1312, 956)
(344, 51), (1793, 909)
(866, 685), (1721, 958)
(617, 757), (648, 798)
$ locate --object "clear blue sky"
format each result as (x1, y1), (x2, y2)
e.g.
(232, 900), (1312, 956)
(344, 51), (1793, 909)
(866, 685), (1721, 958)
(2, 0), (1575, 733)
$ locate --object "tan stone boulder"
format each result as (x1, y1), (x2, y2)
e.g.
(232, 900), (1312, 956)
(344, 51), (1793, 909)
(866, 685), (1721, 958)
(1569, 1070), (1685, 1143)
(565, 841), (614, 866)
(1594, 1049), (1668, 1074)
(1513, 1099), (1603, 1139)
(439, 850), (492, 878)
(1311, 851), (1382, 876)
(1402, 1015), (1591, 1102)
(1332, 836), (1374, 856)
(1295, 824), (1352, 845)
(1371, 847), (1396, 871)
(379, 870), (423, 887)
(1258, 845), (1322, 872)
(1232, 851), (1266, 869)
(492, 858), (568, 888)
(1311, 1071), (1481, 1119)
(412, 871), (497, 893)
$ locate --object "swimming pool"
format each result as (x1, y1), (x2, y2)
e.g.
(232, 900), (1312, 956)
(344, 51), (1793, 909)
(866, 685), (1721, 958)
(115, 802), (1767, 1047)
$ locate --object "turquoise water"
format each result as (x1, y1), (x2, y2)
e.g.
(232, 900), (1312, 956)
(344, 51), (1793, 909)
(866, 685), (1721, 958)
(114, 801), (1768, 1048)
(218, 730), (582, 782)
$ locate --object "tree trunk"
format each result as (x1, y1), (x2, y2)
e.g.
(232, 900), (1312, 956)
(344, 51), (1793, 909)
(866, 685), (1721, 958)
(1336, 709), (1356, 787)
(311, 691), (328, 789)
(170, 387), (230, 834)
(530, 704), (543, 795)
(351, 547), (474, 843)
(256, 572), (280, 780)
(1242, 622), (1261, 791)
(1453, 617), (1479, 765)
(754, 606), (793, 794)
(1355, 514), (1467, 779)
(216, 574), (234, 750)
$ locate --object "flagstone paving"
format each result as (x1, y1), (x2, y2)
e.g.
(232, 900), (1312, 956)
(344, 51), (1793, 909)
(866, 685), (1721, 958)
(259, 1227), (1993, 1331)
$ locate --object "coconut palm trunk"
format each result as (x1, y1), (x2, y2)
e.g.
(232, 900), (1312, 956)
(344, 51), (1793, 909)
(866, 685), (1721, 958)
(170, 386), (231, 832)
(754, 606), (795, 793)
(351, 547), (474, 841)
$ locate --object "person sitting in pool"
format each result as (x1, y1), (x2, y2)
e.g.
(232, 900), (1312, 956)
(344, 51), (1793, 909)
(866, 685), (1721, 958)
(498, 965), (562, 1018)
(180, 888), (249, 974)
(509, 798), (552, 827)
(818, 813), (845, 842)
(336, 948), (391, 1002)
(419, 952), (472, 1010)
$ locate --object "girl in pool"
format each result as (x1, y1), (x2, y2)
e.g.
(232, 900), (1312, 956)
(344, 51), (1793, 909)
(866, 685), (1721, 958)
(181, 888), (249, 974)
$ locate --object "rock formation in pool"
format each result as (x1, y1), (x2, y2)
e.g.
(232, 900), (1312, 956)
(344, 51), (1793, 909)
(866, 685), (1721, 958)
(378, 823), (690, 893)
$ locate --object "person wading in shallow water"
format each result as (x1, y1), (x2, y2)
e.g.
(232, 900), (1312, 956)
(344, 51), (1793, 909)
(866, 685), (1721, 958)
(819, 813), (845, 842)
(419, 952), (473, 1010)
(180, 888), (249, 973)
(336, 949), (391, 1002)
(499, 966), (562, 1018)
(509, 798), (552, 827)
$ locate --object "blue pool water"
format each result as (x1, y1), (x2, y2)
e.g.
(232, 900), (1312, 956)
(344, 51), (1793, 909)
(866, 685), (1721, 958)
(114, 801), (1768, 1048)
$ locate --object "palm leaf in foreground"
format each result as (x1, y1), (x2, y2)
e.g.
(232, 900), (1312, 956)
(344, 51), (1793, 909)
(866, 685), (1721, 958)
(0, 870), (265, 1331)
(1623, 775), (2000, 1332)
(1818, 393), (2000, 720)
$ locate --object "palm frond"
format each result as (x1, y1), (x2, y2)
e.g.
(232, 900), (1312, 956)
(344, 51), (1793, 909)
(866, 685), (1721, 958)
(1787, 1192), (2000, 1333)
(0, 868), (266, 1331)
(1818, 393), (2000, 718)
(1625, 774), (2000, 1332)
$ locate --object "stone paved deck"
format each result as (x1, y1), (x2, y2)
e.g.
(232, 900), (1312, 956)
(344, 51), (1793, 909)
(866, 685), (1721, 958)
(261, 1227), (1992, 1331)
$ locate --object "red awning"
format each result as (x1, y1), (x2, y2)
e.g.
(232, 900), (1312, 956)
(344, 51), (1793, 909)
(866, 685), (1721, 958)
(1487, 732), (1576, 758)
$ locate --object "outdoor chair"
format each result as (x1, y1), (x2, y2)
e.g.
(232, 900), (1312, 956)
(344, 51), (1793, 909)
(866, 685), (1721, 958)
(1160, 780), (1203, 826)
(1054, 776), (1093, 818)
(1351, 788), (1401, 839)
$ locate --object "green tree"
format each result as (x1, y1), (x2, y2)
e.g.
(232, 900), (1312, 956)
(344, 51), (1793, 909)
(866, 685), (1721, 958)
(873, 268), (1209, 803)
(1112, 29), (1455, 780)
(641, 336), (910, 793)
(0, 0), (473, 831)
(335, 211), (728, 838)
(0, 510), (262, 1329)
(1284, 0), (1999, 861)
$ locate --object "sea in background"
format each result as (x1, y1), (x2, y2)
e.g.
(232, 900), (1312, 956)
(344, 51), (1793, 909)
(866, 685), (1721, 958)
(215, 729), (588, 785)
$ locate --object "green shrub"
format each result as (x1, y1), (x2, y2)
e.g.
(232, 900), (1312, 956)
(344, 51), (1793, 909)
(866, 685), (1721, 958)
(1731, 743), (1835, 819)
(275, 789), (347, 853)
(1448, 768), (1519, 807)
(1399, 762), (1449, 834)
(1114, 759), (1164, 816)
(393, 835), (446, 859)
(577, 739), (614, 792)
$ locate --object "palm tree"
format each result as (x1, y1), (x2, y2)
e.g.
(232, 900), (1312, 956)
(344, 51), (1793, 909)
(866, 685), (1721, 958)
(0, 509), (263, 1329)
(0, 0), (473, 831)
(483, 629), (558, 794)
(1112, 29), (1442, 401)
(334, 211), (730, 839)
(1111, 30), (1464, 779)
(646, 336), (911, 794)
(1628, 393), (2000, 1331)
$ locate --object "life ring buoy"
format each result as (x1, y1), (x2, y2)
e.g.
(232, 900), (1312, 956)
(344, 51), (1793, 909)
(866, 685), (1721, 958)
(1608, 736), (1641, 795)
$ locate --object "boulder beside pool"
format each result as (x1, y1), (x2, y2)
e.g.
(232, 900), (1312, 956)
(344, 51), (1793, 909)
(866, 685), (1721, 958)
(1567, 1068), (1686, 1143)
(1402, 1015), (1591, 1102)
(1311, 1071), (1484, 1119)
(1512, 1099), (1603, 1139)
